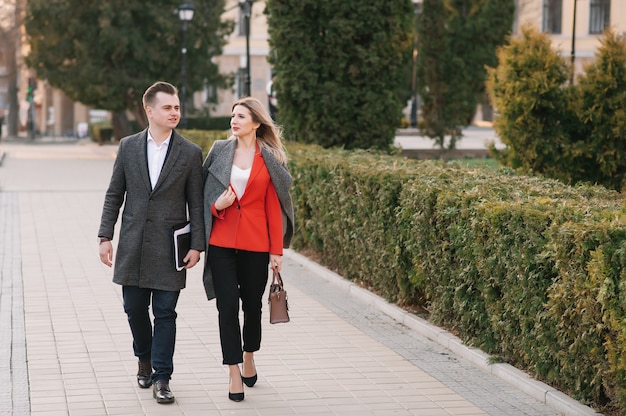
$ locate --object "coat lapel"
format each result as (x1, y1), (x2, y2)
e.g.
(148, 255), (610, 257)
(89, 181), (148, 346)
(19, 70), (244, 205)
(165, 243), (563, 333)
(152, 131), (181, 192)
(243, 150), (264, 198)
(208, 139), (236, 189)
(136, 129), (152, 193)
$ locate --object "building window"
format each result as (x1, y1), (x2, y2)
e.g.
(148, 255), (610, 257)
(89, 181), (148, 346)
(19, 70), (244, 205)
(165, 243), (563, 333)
(542, 0), (562, 34)
(202, 79), (217, 104)
(589, 0), (610, 34)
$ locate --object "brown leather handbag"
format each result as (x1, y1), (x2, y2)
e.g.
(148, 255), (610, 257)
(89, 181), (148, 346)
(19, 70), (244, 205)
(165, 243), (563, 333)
(268, 269), (290, 324)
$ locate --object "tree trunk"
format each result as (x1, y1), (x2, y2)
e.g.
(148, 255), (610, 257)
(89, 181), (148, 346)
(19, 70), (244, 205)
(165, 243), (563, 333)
(7, 81), (19, 138)
(5, 2), (21, 138)
(130, 102), (148, 130)
(111, 110), (133, 141)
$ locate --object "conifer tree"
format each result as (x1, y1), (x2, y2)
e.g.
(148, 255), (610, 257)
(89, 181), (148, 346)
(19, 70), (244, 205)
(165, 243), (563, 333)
(418, 0), (514, 150)
(416, 0), (452, 148)
(486, 24), (577, 182)
(265, 0), (413, 150)
(572, 30), (626, 190)
(488, 26), (626, 191)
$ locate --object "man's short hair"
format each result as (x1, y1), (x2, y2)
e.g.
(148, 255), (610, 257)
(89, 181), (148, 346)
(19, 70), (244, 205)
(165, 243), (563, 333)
(143, 81), (178, 108)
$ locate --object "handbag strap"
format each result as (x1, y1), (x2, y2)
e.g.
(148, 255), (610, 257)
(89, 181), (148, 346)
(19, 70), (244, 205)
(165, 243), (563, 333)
(272, 269), (283, 287)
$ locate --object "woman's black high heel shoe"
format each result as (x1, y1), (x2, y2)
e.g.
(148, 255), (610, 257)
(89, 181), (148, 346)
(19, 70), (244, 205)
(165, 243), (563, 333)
(242, 374), (257, 387)
(242, 355), (257, 387)
(229, 375), (244, 401)
(228, 391), (244, 402)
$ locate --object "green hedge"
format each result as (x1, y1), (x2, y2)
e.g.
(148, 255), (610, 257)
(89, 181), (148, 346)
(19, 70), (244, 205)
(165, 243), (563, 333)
(188, 132), (626, 413)
(186, 116), (231, 131)
(89, 121), (113, 144)
(181, 129), (230, 154)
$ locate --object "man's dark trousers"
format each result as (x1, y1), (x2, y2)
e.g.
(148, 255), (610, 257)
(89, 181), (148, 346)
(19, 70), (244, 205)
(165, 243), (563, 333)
(123, 286), (180, 381)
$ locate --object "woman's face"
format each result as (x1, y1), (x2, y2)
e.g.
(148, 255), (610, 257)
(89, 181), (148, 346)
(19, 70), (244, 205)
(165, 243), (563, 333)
(231, 105), (260, 139)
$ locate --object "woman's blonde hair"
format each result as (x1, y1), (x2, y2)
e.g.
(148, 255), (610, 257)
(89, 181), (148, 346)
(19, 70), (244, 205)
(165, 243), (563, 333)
(232, 96), (287, 165)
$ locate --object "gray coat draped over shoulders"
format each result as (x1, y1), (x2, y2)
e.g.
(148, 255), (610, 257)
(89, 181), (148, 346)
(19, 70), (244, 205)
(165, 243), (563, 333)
(202, 138), (294, 300)
(98, 129), (205, 291)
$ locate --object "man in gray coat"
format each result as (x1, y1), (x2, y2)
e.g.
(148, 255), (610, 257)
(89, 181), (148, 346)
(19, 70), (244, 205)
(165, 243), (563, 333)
(98, 81), (204, 404)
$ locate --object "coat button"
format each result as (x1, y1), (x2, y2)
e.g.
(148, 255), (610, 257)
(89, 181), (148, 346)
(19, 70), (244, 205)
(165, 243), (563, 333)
(237, 205), (241, 210)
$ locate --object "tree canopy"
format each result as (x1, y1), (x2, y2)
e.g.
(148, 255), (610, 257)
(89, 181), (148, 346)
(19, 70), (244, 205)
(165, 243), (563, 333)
(25, 0), (232, 138)
(265, 0), (414, 150)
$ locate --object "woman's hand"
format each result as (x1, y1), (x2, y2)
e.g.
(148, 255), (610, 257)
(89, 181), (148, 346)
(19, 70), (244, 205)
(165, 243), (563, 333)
(214, 187), (237, 211)
(270, 254), (282, 272)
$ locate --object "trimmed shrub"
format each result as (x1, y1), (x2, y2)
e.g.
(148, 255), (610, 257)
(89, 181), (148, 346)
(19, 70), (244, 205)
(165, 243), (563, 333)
(89, 120), (113, 144)
(187, 116), (231, 131)
(180, 129), (229, 158)
(265, 0), (413, 150)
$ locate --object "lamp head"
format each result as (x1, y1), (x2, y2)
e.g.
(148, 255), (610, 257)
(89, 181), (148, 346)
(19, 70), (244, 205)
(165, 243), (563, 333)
(178, 2), (195, 21)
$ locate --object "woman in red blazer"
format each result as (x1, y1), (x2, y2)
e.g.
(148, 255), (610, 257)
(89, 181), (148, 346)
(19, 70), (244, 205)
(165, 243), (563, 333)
(202, 97), (293, 402)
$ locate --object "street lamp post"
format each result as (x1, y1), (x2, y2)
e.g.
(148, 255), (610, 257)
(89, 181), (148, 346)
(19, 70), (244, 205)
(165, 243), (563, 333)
(410, 0), (422, 128)
(178, 2), (195, 129)
(570, 0), (578, 84)
(239, 0), (253, 97)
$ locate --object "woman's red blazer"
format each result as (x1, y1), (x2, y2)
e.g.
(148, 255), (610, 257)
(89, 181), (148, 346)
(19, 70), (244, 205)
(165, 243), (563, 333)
(209, 151), (283, 255)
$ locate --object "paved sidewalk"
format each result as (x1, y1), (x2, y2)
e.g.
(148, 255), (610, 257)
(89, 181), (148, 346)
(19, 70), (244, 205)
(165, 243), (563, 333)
(0, 138), (599, 416)
(394, 126), (505, 150)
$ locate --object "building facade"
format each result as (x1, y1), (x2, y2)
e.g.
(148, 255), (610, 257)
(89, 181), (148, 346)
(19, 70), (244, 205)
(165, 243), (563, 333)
(0, 0), (90, 138)
(200, 0), (272, 117)
(515, 0), (626, 78)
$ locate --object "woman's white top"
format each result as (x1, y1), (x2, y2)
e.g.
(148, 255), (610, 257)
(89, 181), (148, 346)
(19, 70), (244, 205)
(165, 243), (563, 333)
(230, 164), (251, 200)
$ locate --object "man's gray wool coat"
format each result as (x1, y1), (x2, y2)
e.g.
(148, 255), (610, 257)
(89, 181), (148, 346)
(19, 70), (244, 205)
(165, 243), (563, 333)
(201, 138), (294, 300)
(98, 129), (205, 291)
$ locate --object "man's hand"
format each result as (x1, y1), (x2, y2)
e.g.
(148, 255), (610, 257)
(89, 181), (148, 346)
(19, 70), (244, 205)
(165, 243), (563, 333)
(99, 240), (113, 267)
(183, 249), (201, 269)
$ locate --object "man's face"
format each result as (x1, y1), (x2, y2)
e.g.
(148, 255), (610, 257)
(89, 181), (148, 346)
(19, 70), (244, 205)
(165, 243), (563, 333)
(146, 92), (180, 130)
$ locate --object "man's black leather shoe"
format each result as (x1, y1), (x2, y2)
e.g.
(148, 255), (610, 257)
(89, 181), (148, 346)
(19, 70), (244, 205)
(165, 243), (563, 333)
(153, 380), (175, 404)
(137, 360), (152, 389)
